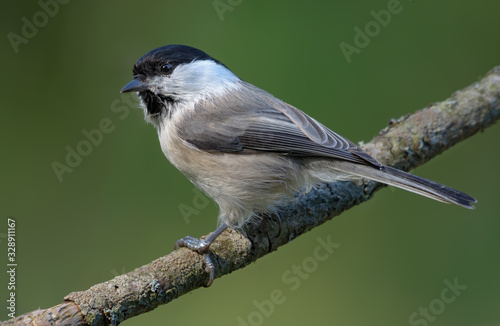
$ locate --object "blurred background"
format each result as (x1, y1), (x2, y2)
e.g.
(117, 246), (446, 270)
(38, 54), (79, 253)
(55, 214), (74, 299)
(1, 0), (499, 325)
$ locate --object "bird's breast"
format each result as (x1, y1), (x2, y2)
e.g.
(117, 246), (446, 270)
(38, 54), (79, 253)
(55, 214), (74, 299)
(157, 116), (213, 179)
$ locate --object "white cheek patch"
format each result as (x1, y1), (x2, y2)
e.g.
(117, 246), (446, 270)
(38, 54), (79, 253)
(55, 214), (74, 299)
(141, 59), (242, 129)
(168, 60), (241, 102)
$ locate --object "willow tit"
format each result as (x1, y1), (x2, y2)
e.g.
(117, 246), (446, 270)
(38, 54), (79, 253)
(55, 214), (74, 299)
(121, 44), (476, 286)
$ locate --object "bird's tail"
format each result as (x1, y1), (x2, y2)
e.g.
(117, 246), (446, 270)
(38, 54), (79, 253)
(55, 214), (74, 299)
(329, 161), (477, 209)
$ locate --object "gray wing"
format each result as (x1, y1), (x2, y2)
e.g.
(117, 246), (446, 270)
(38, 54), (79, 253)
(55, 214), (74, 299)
(179, 90), (381, 167)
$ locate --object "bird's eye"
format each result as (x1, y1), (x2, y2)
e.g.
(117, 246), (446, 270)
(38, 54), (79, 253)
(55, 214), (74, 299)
(160, 63), (173, 75)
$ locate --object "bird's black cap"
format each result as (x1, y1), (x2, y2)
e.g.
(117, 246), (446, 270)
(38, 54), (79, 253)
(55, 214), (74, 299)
(132, 44), (224, 77)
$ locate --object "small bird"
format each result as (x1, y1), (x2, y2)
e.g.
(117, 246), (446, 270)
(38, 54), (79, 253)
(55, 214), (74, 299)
(121, 44), (476, 286)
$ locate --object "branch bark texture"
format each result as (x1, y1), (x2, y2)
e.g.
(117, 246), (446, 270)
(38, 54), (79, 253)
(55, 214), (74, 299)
(3, 67), (500, 326)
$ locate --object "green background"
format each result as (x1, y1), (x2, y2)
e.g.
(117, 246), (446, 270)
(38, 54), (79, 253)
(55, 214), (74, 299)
(1, 0), (499, 325)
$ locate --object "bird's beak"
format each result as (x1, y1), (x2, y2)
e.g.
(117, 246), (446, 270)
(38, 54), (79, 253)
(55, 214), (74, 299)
(120, 79), (149, 93)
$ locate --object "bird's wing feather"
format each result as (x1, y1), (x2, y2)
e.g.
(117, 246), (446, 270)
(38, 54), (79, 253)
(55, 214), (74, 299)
(178, 87), (381, 167)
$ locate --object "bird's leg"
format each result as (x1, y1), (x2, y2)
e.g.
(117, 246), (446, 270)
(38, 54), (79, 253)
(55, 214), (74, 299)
(174, 223), (228, 287)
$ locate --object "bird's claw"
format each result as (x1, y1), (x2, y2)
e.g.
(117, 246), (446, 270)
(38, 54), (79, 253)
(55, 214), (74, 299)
(173, 224), (227, 287)
(174, 236), (214, 287)
(202, 254), (215, 287)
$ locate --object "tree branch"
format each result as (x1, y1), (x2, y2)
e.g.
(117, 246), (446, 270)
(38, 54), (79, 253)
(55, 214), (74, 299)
(4, 66), (500, 326)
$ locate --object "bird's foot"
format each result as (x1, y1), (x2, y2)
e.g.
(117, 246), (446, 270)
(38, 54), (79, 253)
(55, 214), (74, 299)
(174, 223), (228, 287)
(175, 236), (215, 287)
